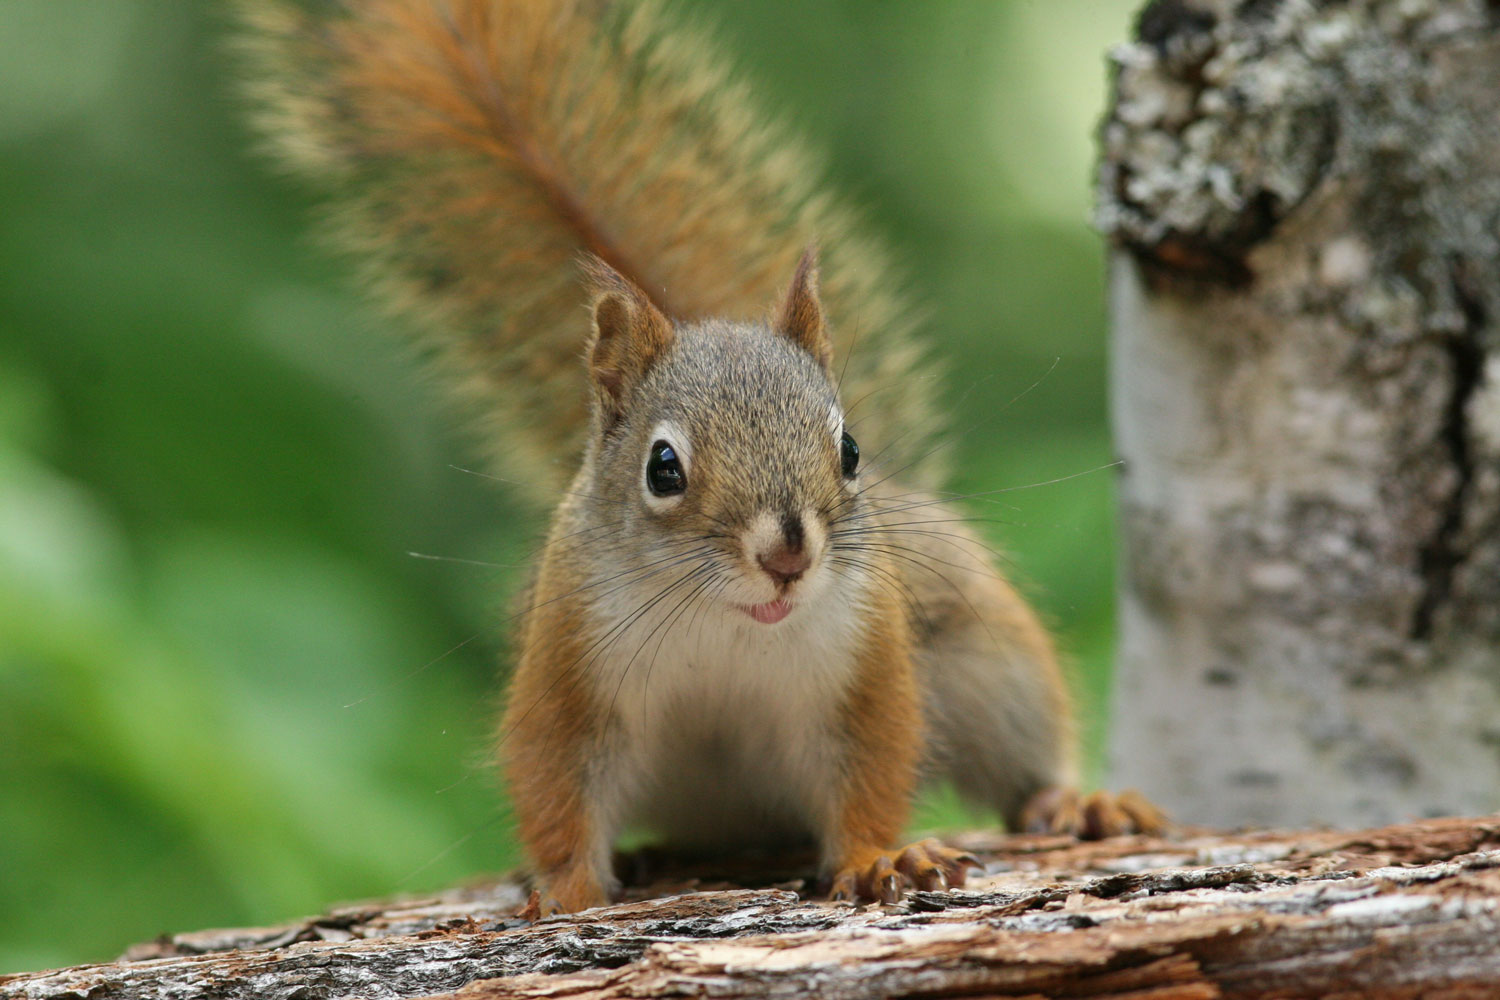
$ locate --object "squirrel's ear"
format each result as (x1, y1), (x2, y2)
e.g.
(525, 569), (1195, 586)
(582, 256), (674, 426)
(774, 247), (833, 371)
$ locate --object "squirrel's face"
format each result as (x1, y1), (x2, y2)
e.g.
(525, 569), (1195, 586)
(579, 252), (873, 628)
(613, 322), (863, 625)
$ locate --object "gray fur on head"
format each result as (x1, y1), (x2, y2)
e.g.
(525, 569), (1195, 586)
(595, 317), (847, 532)
(554, 306), (868, 635)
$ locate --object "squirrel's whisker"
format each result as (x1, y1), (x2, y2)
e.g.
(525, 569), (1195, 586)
(341, 632), (485, 710)
(834, 525), (1022, 571)
(448, 464), (636, 508)
(407, 551), (519, 569)
(505, 539), (720, 627)
(515, 562), (719, 758)
(837, 461), (1122, 525)
(831, 541), (1002, 649)
(614, 567), (724, 727)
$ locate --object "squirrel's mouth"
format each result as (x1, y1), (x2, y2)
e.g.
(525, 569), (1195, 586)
(741, 598), (793, 625)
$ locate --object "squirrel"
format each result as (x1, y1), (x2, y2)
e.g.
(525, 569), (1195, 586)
(237, 0), (1165, 912)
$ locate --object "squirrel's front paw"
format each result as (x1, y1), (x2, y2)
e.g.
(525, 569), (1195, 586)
(1019, 786), (1169, 839)
(829, 839), (979, 904)
(521, 868), (610, 918)
(893, 837), (981, 891)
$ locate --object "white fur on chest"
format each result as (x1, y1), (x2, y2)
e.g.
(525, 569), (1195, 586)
(587, 580), (869, 848)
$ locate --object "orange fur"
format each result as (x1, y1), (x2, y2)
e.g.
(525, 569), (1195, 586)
(241, 0), (1107, 916)
(500, 566), (610, 911)
(237, 0), (943, 502)
(583, 258), (675, 425)
(827, 586), (921, 868)
(774, 249), (832, 371)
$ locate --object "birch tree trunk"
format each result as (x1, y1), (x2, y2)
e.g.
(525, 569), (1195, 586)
(1098, 0), (1500, 827)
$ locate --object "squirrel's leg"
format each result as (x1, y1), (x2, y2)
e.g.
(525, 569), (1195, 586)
(505, 723), (618, 914)
(822, 605), (976, 901)
(899, 508), (1076, 824)
(906, 508), (1166, 836)
(501, 625), (622, 915)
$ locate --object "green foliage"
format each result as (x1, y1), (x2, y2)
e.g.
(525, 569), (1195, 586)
(0, 0), (1138, 972)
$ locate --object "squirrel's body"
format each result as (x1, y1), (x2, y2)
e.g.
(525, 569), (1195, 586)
(527, 497), (1070, 844)
(240, 0), (1160, 913)
(501, 300), (1075, 909)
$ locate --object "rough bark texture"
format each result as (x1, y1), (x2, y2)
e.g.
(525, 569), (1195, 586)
(1098, 0), (1500, 827)
(6, 815), (1500, 999)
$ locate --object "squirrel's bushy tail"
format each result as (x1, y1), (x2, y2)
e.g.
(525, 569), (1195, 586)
(237, 0), (943, 500)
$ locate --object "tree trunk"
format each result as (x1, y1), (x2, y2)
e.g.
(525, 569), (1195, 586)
(1098, 0), (1500, 828)
(4, 816), (1500, 1000)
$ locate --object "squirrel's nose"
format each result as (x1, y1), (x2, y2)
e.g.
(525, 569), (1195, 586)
(758, 546), (811, 584)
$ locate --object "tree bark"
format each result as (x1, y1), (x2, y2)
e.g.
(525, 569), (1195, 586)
(5, 816), (1500, 999)
(1098, 0), (1500, 827)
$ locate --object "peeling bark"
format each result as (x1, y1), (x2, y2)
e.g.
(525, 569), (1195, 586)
(5, 816), (1500, 999)
(1098, 0), (1500, 827)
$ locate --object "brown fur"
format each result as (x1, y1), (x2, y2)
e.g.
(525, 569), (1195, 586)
(775, 249), (833, 371)
(236, 0), (944, 503)
(490, 267), (1077, 909)
(238, 0), (1104, 913)
(501, 551), (611, 911)
(583, 258), (675, 426)
(826, 584), (921, 869)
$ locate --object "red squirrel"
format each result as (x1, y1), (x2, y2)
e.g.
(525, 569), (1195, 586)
(239, 0), (1164, 914)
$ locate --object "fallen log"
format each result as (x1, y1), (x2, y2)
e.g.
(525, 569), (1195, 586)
(5, 814), (1499, 999)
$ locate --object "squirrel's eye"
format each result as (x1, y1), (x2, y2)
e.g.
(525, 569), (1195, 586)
(840, 430), (859, 479)
(646, 440), (686, 496)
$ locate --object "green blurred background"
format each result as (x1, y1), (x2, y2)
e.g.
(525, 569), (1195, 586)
(0, 0), (1139, 973)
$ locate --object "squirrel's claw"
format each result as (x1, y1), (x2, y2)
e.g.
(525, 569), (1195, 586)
(829, 850), (900, 904)
(1110, 788), (1171, 836)
(895, 838), (980, 891)
(830, 839), (979, 904)
(520, 888), (582, 920)
(519, 869), (611, 918)
(1020, 786), (1170, 839)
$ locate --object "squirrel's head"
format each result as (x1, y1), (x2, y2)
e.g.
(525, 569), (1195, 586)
(578, 250), (868, 627)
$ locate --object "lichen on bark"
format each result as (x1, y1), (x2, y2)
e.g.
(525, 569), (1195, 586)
(1098, 0), (1500, 827)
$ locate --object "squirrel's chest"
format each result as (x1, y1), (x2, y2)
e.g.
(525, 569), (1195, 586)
(602, 605), (862, 737)
(588, 599), (866, 843)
